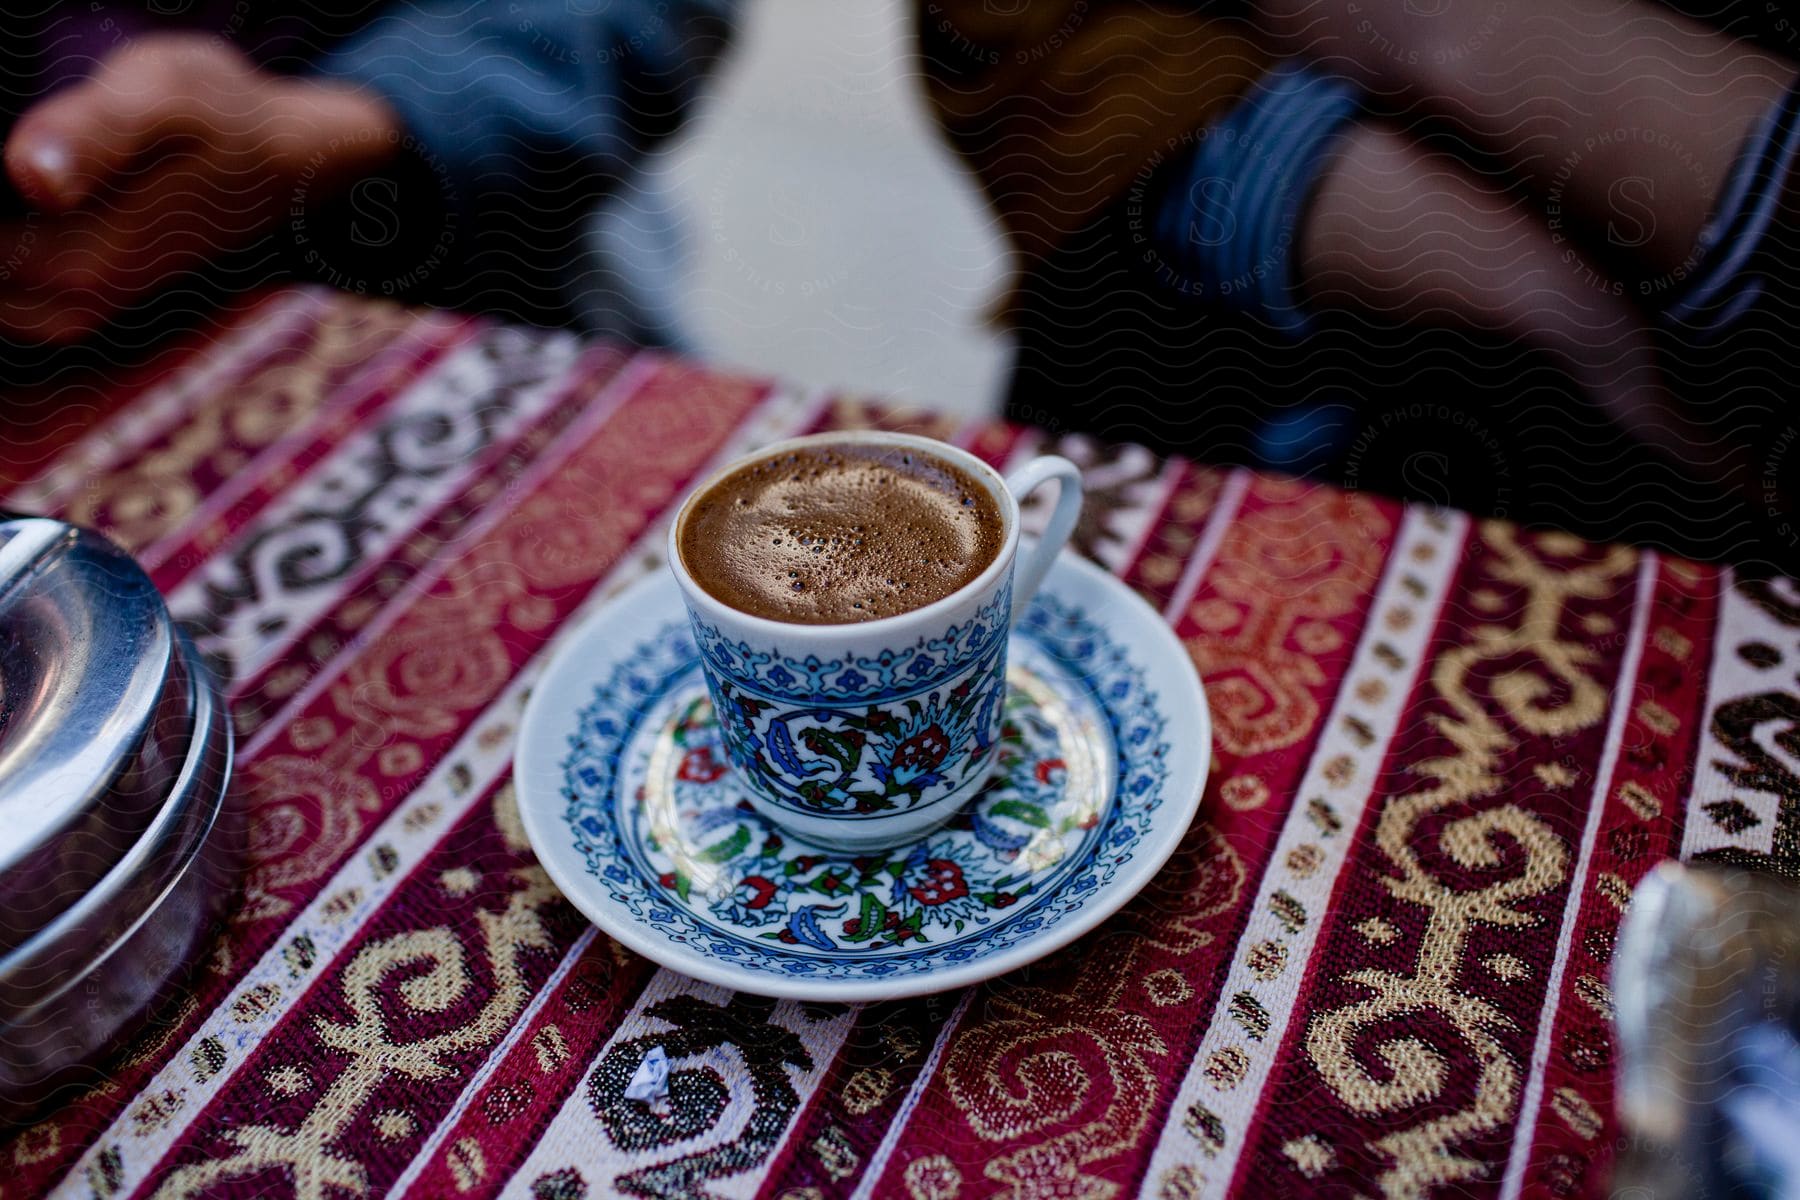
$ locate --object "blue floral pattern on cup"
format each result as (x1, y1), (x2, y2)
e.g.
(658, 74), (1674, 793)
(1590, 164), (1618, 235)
(687, 583), (1014, 818)
(688, 582), (1011, 704)
(699, 644), (1006, 817)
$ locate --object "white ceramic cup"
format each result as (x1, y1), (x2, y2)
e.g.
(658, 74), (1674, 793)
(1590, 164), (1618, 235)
(668, 431), (1083, 851)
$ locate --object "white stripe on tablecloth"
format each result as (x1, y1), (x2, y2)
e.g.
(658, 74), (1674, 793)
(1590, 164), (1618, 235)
(1119, 456), (1188, 577)
(997, 426), (1045, 470)
(848, 988), (976, 1200)
(1007, 432), (1181, 578)
(496, 977), (857, 1200)
(230, 349), (661, 760)
(46, 380), (829, 1200)
(1137, 507), (1468, 1200)
(1162, 468), (1251, 625)
(1497, 551), (1658, 1200)
(495, 974), (731, 1200)
(50, 653), (538, 1200)
(7, 290), (326, 511)
(388, 926), (600, 1199)
(855, 465), (1263, 1200)
(135, 310), (476, 573)
(168, 326), (586, 689)
(1679, 566), (1796, 862)
(382, 382), (836, 1197)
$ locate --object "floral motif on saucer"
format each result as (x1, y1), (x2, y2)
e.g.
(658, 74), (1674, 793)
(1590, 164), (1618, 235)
(517, 554), (1209, 1001)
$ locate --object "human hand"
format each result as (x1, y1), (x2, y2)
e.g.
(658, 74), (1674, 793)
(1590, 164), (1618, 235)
(0, 34), (399, 343)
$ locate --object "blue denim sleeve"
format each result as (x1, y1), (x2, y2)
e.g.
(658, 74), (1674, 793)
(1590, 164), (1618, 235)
(310, 0), (739, 320)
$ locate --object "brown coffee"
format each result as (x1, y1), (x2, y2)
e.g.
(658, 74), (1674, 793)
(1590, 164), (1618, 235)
(679, 441), (1004, 624)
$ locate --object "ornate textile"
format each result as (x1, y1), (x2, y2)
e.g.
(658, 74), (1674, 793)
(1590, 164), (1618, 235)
(0, 286), (1784, 1200)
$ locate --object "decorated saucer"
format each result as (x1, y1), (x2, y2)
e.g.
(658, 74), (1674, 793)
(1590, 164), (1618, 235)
(516, 552), (1209, 1001)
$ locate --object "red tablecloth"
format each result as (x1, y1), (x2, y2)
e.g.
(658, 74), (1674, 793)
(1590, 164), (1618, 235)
(0, 286), (1789, 1200)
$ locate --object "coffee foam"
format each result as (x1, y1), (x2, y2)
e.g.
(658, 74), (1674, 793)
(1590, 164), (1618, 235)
(678, 442), (1004, 624)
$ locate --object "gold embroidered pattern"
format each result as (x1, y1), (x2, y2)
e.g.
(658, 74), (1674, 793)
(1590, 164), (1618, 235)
(1282, 1134), (1335, 1178)
(941, 824), (1246, 1200)
(151, 870), (561, 1199)
(230, 367), (765, 923)
(1302, 525), (1633, 1197)
(68, 296), (420, 552)
(1184, 483), (1389, 758)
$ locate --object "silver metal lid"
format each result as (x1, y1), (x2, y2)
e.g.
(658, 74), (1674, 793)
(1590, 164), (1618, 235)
(0, 628), (237, 1117)
(0, 518), (240, 1119)
(0, 516), (194, 953)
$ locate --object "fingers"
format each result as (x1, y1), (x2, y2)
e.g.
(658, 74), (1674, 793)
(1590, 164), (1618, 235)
(0, 151), (277, 343)
(0, 32), (399, 345)
(7, 64), (176, 213)
(4, 35), (251, 213)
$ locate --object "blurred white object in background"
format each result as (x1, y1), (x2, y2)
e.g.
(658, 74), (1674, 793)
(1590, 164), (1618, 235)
(586, 0), (1013, 420)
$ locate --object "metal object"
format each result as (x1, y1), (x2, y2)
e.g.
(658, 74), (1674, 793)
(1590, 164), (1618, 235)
(0, 517), (238, 1121)
(1613, 862), (1800, 1198)
(0, 517), (194, 953)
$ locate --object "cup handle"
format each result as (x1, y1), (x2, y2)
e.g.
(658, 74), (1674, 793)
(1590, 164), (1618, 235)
(1003, 455), (1083, 628)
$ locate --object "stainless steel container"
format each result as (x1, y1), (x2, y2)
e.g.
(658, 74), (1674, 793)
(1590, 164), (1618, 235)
(0, 517), (239, 1120)
(1612, 863), (1800, 1199)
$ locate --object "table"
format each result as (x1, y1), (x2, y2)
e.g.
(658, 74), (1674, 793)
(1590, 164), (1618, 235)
(0, 285), (1791, 1200)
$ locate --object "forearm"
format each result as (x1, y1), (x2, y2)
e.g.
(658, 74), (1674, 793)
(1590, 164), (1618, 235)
(1295, 119), (1742, 481)
(322, 3), (609, 194)
(1266, 0), (1799, 275)
(313, 0), (738, 309)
